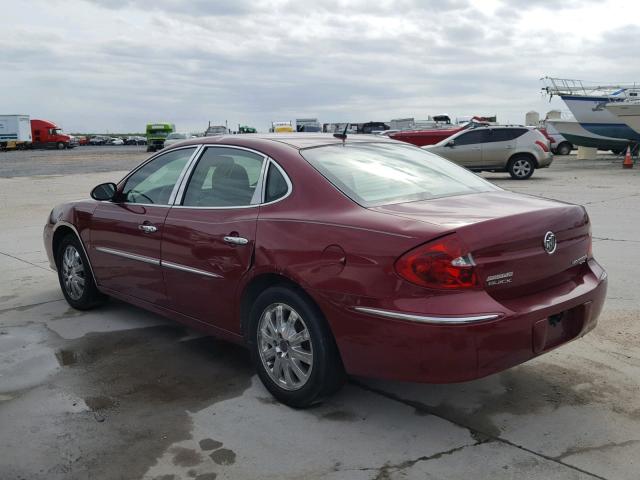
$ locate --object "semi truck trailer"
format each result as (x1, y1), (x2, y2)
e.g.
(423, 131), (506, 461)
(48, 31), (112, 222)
(0, 115), (32, 150)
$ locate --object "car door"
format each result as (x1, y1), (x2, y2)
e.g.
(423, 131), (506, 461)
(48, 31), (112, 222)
(161, 146), (268, 333)
(442, 129), (488, 168)
(482, 128), (523, 167)
(89, 146), (198, 304)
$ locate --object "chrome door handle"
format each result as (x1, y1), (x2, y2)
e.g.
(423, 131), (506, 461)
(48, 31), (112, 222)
(224, 236), (249, 245)
(139, 224), (157, 233)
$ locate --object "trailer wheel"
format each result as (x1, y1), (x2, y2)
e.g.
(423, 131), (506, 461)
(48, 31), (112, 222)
(57, 142), (66, 150)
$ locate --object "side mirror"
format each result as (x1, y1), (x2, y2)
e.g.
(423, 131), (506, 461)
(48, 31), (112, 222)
(446, 140), (455, 147)
(91, 182), (117, 201)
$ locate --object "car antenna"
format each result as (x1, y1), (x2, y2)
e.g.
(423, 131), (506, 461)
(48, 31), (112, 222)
(333, 123), (349, 142)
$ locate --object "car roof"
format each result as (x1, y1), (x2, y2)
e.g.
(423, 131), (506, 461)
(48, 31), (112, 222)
(175, 133), (400, 150)
(470, 125), (528, 129)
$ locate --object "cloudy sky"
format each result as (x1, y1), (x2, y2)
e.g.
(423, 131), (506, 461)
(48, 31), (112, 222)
(2, 0), (639, 133)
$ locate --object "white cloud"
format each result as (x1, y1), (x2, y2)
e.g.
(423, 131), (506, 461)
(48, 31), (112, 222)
(1, 0), (639, 132)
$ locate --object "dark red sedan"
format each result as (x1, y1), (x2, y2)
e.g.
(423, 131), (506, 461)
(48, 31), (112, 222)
(44, 134), (607, 407)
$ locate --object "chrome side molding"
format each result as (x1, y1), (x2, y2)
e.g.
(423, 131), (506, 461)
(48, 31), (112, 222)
(162, 260), (222, 278)
(95, 246), (160, 265)
(353, 307), (500, 325)
(95, 246), (222, 278)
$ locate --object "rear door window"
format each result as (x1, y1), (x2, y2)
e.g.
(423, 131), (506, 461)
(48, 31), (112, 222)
(487, 128), (528, 142)
(453, 130), (488, 146)
(182, 147), (265, 207)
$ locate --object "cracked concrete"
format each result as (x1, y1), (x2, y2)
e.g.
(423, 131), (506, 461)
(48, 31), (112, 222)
(0, 151), (639, 479)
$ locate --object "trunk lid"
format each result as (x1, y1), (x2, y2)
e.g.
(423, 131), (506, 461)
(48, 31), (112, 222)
(371, 191), (591, 299)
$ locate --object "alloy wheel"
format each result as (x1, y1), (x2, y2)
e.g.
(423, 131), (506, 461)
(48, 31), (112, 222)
(62, 245), (85, 300)
(512, 159), (532, 178)
(257, 303), (314, 391)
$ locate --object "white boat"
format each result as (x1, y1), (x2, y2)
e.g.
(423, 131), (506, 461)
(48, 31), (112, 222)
(546, 118), (629, 153)
(542, 77), (640, 141)
(605, 101), (640, 135)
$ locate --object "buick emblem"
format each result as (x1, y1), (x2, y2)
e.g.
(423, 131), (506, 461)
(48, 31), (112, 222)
(543, 231), (557, 254)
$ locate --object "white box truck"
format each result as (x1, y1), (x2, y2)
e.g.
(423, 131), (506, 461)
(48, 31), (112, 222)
(389, 118), (415, 131)
(0, 115), (32, 150)
(295, 118), (321, 132)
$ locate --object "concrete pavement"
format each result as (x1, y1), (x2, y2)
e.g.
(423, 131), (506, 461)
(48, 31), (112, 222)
(0, 153), (638, 479)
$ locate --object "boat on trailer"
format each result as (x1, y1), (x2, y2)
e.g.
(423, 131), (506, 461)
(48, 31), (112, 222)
(546, 118), (629, 153)
(542, 77), (640, 142)
(605, 100), (640, 136)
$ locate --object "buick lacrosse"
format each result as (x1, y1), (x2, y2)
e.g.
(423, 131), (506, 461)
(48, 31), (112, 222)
(44, 134), (607, 407)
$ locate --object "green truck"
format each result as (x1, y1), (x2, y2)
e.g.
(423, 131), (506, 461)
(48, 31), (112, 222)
(146, 122), (175, 152)
(238, 125), (257, 134)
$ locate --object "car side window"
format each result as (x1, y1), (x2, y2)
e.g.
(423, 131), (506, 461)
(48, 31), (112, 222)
(453, 130), (486, 146)
(264, 163), (289, 203)
(122, 147), (195, 205)
(182, 147), (265, 207)
(487, 129), (527, 142)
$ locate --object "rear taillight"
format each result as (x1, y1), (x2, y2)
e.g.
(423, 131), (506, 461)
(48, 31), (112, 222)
(535, 140), (549, 152)
(395, 234), (479, 290)
(539, 128), (554, 143)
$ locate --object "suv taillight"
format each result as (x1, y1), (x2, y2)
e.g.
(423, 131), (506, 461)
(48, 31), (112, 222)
(395, 234), (479, 290)
(535, 140), (549, 152)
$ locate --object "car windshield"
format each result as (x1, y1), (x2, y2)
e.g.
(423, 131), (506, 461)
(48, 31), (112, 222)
(300, 142), (499, 207)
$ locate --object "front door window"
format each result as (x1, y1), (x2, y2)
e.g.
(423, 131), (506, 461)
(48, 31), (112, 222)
(122, 147), (196, 204)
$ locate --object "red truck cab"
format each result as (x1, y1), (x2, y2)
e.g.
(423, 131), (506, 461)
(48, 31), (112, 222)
(31, 119), (75, 149)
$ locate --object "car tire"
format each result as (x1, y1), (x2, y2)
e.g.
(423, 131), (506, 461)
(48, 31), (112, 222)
(57, 142), (65, 150)
(556, 142), (572, 156)
(249, 285), (345, 408)
(508, 155), (535, 180)
(146, 146), (155, 152)
(56, 234), (106, 310)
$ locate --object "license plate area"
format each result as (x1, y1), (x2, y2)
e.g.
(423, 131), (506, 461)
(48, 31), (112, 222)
(532, 304), (587, 354)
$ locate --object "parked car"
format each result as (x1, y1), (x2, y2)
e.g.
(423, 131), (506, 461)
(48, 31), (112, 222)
(88, 136), (108, 145)
(541, 125), (573, 155)
(43, 134), (606, 407)
(425, 125), (553, 179)
(376, 129), (399, 136)
(109, 137), (125, 146)
(205, 124), (230, 136)
(357, 121), (389, 134)
(163, 132), (195, 148)
(125, 136), (147, 145)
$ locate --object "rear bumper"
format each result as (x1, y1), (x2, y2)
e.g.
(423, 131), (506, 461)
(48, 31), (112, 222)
(538, 152), (553, 168)
(319, 259), (607, 383)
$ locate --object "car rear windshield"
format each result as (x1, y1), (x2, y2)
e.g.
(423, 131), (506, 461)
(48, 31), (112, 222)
(300, 142), (499, 207)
